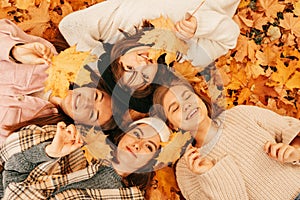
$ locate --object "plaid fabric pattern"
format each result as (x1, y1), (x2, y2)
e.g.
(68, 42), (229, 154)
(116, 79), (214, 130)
(0, 125), (144, 200)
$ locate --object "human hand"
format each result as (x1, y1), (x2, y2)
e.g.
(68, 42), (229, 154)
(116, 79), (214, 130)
(175, 13), (197, 41)
(183, 144), (215, 174)
(264, 141), (300, 164)
(11, 42), (53, 65)
(46, 122), (83, 158)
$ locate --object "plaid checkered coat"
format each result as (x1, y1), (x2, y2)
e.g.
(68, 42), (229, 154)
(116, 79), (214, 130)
(0, 124), (144, 199)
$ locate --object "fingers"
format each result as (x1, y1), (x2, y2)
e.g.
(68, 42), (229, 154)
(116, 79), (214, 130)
(183, 144), (214, 174)
(264, 141), (297, 163)
(34, 43), (53, 64)
(175, 16), (197, 40)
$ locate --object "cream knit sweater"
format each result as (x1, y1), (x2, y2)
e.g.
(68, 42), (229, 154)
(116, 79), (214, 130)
(59, 0), (240, 70)
(176, 105), (300, 200)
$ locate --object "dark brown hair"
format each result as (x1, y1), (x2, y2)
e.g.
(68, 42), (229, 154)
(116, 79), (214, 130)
(4, 67), (116, 133)
(110, 124), (160, 191)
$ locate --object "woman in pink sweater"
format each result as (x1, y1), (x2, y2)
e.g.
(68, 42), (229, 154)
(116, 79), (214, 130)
(152, 77), (300, 200)
(0, 19), (115, 143)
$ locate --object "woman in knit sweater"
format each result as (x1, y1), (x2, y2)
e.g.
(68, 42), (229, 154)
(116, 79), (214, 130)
(59, 0), (241, 71)
(0, 19), (117, 143)
(152, 78), (300, 200)
(1, 117), (171, 199)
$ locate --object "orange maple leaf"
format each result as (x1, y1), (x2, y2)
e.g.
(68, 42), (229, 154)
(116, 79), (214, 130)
(280, 13), (300, 37)
(258, 0), (285, 18)
(255, 45), (279, 66)
(286, 71), (300, 90)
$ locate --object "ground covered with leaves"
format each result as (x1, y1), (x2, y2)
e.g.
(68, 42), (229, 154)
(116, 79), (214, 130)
(1, 0), (299, 199)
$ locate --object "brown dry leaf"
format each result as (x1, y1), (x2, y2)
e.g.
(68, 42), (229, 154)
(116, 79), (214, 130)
(45, 46), (96, 98)
(258, 0), (285, 18)
(49, 1), (73, 25)
(280, 13), (300, 37)
(18, 0), (50, 37)
(82, 127), (113, 162)
(145, 166), (181, 200)
(248, 75), (279, 105)
(156, 131), (192, 164)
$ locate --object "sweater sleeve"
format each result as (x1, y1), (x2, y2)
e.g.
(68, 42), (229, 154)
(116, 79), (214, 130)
(185, 10), (240, 67)
(176, 155), (249, 200)
(236, 105), (300, 144)
(58, 0), (121, 54)
(3, 142), (56, 189)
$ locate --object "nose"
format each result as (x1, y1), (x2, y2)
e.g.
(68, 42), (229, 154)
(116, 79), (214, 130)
(131, 141), (141, 152)
(183, 103), (191, 111)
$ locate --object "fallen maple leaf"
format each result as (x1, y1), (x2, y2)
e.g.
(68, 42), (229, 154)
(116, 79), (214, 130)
(280, 13), (300, 37)
(0, 0), (11, 8)
(81, 127), (113, 162)
(15, 0), (35, 9)
(45, 45), (96, 98)
(156, 131), (192, 165)
(285, 71), (300, 90)
(18, 0), (51, 37)
(258, 0), (285, 18)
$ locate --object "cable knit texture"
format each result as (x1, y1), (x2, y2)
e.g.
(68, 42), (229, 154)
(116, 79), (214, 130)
(176, 105), (300, 200)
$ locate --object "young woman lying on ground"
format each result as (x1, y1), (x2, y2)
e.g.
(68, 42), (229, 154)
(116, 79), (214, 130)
(152, 77), (300, 200)
(0, 117), (171, 199)
(0, 19), (115, 143)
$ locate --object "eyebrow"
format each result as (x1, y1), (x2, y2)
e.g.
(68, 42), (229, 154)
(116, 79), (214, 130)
(138, 127), (158, 150)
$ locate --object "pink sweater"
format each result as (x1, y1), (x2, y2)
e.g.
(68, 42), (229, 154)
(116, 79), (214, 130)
(176, 105), (300, 200)
(0, 19), (58, 143)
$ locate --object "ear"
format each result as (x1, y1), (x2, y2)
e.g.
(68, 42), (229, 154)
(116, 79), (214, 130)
(167, 122), (178, 132)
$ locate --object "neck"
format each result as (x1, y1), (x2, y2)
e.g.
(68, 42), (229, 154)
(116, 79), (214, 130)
(111, 162), (132, 177)
(193, 116), (219, 148)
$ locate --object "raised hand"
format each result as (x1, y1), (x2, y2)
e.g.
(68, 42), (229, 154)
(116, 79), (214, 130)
(264, 141), (300, 164)
(175, 14), (197, 41)
(183, 144), (215, 175)
(46, 122), (83, 158)
(11, 42), (53, 64)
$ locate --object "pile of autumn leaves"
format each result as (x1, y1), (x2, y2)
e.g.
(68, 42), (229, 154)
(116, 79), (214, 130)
(214, 0), (300, 119)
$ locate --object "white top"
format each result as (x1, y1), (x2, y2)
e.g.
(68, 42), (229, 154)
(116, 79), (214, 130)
(59, 0), (241, 70)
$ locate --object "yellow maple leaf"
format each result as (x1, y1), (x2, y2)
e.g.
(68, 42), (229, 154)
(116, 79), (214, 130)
(0, 0), (11, 8)
(268, 59), (297, 87)
(139, 17), (188, 65)
(148, 15), (175, 30)
(45, 45), (96, 98)
(81, 127), (113, 162)
(156, 131), (192, 165)
(285, 71), (300, 90)
(15, 0), (35, 9)
(294, 1), (300, 16)
(255, 45), (278, 66)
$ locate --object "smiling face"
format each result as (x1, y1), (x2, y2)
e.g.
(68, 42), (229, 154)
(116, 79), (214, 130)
(163, 85), (208, 132)
(118, 46), (158, 90)
(116, 124), (161, 172)
(60, 87), (113, 126)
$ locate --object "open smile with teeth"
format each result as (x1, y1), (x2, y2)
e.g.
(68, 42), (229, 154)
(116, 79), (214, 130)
(186, 108), (199, 120)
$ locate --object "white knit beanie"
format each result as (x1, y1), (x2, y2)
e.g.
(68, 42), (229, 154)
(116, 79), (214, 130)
(130, 117), (171, 142)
